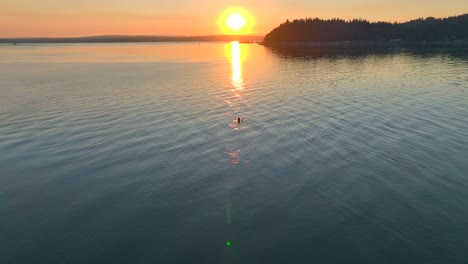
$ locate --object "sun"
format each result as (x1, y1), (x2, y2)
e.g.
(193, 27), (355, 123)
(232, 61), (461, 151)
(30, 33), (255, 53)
(219, 7), (254, 34)
(227, 13), (246, 31)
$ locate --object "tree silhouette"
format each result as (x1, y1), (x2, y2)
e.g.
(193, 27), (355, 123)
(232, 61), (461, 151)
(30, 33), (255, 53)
(262, 14), (468, 44)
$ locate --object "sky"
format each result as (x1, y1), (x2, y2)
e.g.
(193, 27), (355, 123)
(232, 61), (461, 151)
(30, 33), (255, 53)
(1, 0), (467, 37)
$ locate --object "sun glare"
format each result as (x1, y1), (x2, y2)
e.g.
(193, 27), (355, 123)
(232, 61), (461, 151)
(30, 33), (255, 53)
(219, 7), (254, 34)
(227, 13), (246, 30)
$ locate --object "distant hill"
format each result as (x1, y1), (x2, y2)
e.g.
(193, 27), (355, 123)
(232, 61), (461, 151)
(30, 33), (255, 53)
(0, 35), (263, 44)
(262, 14), (468, 45)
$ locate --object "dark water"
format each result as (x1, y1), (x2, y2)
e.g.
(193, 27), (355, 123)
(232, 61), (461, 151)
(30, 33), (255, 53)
(1, 43), (468, 264)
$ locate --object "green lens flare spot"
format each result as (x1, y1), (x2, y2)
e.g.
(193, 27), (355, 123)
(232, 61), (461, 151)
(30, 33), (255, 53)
(226, 241), (231, 247)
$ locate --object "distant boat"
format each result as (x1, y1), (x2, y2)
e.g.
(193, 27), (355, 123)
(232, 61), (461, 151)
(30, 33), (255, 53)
(12, 43), (17, 45)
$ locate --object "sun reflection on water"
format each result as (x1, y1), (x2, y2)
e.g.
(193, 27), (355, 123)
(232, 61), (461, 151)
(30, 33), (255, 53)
(231, 41), (244, 92)
(226, 41), (248, 95)
(224, 41), (248, 165)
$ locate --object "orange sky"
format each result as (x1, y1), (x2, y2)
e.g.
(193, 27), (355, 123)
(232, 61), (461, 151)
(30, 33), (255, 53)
(1, 0), (467, 37)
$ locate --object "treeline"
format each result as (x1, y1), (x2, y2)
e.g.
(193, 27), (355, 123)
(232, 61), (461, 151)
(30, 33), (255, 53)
(262, 14), (468, 44)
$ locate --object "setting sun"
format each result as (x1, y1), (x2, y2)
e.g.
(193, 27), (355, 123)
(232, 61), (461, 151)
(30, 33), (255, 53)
(219, 7), (255, 34)
(227, 13), (246, 31)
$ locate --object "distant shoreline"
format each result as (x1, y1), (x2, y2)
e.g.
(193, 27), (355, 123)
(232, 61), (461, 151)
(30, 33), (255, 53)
(0, 35), (263, 44)
(260, 40), (468, 47)
(262, 14), (468, 47)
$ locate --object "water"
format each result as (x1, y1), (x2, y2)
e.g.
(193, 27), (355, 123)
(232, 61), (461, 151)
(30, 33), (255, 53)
(1, 42), (468, 264)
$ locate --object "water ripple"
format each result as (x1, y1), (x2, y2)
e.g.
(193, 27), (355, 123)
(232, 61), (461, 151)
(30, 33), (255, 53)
(1, 44), (468, 264)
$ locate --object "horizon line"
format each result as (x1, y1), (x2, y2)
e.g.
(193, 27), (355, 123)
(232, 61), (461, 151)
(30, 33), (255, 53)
(2, 13), (466, 39)
(0, 34), (265, 39)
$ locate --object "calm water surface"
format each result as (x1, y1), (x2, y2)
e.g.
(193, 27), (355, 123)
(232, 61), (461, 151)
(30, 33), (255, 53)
(1, 43), (468, 264)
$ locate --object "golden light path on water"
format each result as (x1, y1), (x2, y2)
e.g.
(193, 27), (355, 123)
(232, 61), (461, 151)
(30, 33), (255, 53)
(224, 41), (246, 249)
(230, 41), (245, 95)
